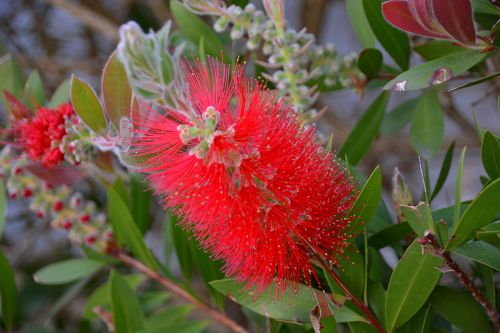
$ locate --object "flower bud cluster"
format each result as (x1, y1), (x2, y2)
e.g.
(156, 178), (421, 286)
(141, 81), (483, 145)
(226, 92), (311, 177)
(182, 0), (364, 121)
(61, 114), (95, 165)
(0, 147), (112, 251)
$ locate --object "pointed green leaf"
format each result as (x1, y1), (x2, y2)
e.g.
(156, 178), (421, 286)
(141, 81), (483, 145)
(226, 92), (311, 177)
(430, 286), (491, 333)
(33, 258), (104, 285)
(0, 249), (16, 333)
(70, 75), (107, 134)
(409, 89), (444, 160)
(346, 0), (376, 48)
(338, 92), (389, 165)
(401, 202), (435, 238)
(363, 0), (410, 70)
(109, 270), (144, 333)
(430, 141), (456, 201)
(210, 279), (365, 324)
(481, 132), (500, 180)
(398, 304), (434, 333)
(385, 241), (443, 331)
(380, 98), (418, 135)
(447, 177), (500, 249)
(170, 1), (229, 61)
(107, 187), (159, 270)
(48, 79), (71, 108)
(23, 70), (45, 108)
(102, 51), (133, 129)
(0, 54), (24, 113)
(349, 166), (382, 236)
(368, 222), (413, 249)
(384, 50), (486, 91)
(358, 48), (383, 78)
(452, 241), (500, 271)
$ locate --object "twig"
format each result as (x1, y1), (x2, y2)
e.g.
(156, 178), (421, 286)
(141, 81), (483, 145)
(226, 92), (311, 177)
(421, 233), (500, 332)
(114, 251), (249, 333)
(41, 0), (119, 41)
(315, 254), (386, 333)
(93, 306), (115, 332)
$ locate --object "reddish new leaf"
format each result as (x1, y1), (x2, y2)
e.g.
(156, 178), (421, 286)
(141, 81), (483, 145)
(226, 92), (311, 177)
(408, 0), (448, 37)
(382, 0), (445, 38)
(432, 0), (476, 45)
(3, 91), (31, 121)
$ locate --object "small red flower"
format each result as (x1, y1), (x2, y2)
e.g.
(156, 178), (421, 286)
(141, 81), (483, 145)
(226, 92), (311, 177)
(382, 0), (476, 46)
(133, 60), (356, 293)
(13, 103), (73, 167)
(53, 200), (64, 212)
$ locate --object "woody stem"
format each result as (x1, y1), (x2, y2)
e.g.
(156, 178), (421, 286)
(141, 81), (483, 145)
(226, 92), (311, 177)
(316, 254), (386, 333)
(423, 233), (500, 331)
(115, 251), (249, 333)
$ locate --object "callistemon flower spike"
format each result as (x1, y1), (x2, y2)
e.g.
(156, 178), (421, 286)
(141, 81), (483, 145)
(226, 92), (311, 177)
(132, 59), (356, 295)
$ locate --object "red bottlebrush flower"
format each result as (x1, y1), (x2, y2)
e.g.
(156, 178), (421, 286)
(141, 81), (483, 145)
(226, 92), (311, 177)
(13, 103), (74, 167)
(382, 0), (477, 46)
(53, 200), (64, 212)
(132, 60), (356, 294)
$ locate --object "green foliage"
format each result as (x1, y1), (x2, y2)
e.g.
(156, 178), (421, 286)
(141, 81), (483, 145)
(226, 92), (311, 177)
(109, 270), (145, 333)
(363, 0), (410, 70)
(70, 75), (107, 134)
(358, 49), (383, 78)
(0, 249), (16, 333)
(384, 50), (486, 91)
(33, 258), (105, 285)
(385, 241), (443, 331)
(23, 70), (45, 108)
(481, 132), (500, 180)
(338, 93), (389, 165)
(409, 89), (444, 160)
(346, 0), (376, 48)
(48, 79), (71, 108)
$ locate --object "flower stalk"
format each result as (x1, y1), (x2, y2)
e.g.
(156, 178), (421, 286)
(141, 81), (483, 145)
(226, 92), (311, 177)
(316, 253), (386, 333)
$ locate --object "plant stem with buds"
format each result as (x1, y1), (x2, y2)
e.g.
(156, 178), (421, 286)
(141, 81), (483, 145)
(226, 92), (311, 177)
(115, 251), (249, 333)
(316, 254), (386, 333)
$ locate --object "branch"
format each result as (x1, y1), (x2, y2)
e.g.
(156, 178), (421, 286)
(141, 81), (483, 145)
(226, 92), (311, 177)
(315, 254), (386, 333)
(41, 0), (119, 41)
(114, 251), (249, 333)
(422, 233), (500, 331)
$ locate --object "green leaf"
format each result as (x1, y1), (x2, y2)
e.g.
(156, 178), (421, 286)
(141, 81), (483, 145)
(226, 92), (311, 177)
(83, 274), (145, 319)
(368, 222), (413, 249)
(401, 202), (435, 238)
(358, 48), (383, 78)
(0, 249), (16, 333)
(168, 214), (193, 281)
(0, 54), (23, 112)
(430, 141), (456, 201)
(397, 304), (434, 333)
(471, 0), (500, 15)
(33, 258), (105, 285)
(210, 279), (365, 324)
(477, 263), (496, 309)
(170, 1), (229, 61)
(102, 51), (133, 129)
(137, 321), (208, 333)
(430, 286), (491, 333)
(385, 241), (444, 331)
(0, 182), (6, 237)
(409, 89), (444, 160)
(384, 50), (486, 91)
(349, 166), (382, 237)
(23, 70), (45, 108)
(70, 75), (107, 134)
(107, 187), (159, 270)
(48, 79), (70, 108)
(346, 0), (376, 48)
(338, 92), (389, 165)
(327, 245), (365, 299)
(481, 132), (500, 180)
(449, 72), (500, 92)
(130, 175), (152, 234)
(476, 222), (500, 248)
(380, 98), (418, 135)
(413, 40), (464, 61)
(362, 0), (410, 70)
(447, 177), (500, 249)
(109, 270), (144, 333)
(452, 241), (500, 271)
